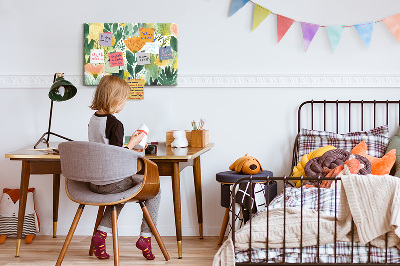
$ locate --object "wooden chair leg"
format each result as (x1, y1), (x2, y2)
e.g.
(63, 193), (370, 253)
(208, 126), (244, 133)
(218, 208), (230, 245)
(89, 206), (105, 256)
(139, 201), (170, 261)
(56, 204), (85, 266)
(111, 205), (119, 266)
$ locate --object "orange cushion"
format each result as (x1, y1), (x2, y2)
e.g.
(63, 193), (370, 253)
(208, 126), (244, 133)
(351, 140), (396, 175)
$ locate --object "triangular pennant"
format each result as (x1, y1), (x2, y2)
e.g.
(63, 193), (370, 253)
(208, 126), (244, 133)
(383, 14), (400, 44)
(277, 15), (295, 43)
(230, 0), (250, 17)
(354, 22), (374, 49)
(301, 22), (320, 52)
(252, 4), (271, 31)
(326, 25), (345, 52)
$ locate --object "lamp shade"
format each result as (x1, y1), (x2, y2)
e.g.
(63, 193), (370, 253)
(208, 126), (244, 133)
(48, 76), (77, 102)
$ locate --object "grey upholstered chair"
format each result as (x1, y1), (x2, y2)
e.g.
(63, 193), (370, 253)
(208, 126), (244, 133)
(55, 141), (169, 266)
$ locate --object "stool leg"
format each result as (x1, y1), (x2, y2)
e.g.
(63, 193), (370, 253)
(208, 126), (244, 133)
(218, 208), (230, 245)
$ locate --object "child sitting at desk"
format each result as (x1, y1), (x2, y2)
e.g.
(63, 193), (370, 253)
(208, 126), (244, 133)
(88, 75), (161, 260)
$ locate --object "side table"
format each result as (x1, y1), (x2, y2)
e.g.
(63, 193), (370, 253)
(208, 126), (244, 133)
(216, 170), (276, 245)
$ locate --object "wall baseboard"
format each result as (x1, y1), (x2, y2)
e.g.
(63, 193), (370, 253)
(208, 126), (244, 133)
(0, 75), (399, 88)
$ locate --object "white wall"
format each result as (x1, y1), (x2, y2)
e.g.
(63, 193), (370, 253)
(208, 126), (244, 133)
(1, 0), (400, 236)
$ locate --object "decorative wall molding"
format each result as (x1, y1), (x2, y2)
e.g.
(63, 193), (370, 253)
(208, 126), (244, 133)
(0, 75), (399, 88)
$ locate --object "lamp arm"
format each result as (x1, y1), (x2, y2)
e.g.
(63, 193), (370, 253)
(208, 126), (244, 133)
(46, 100), (54, 143)
(45, 73), (57, 143)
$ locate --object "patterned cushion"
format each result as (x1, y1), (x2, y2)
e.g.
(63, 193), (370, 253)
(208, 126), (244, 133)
(296, 125), (390, 164)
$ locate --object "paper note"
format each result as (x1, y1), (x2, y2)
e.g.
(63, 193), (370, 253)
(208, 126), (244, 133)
(145, 42), (159, 54)
(105, 60), (119, 73)
(159, 46), (172, 60)
(109, 52), (123, 67)
(127, 79), (145, 100)
(137, 52), (150, 65)
(140, 28), (155, 43)
(99, 32), (113, 46)
(90, 49), (104, 63)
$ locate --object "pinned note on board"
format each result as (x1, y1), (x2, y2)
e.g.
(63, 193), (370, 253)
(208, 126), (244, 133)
(137, 52), (151, 65)
(140, 28), (155, 42)
(159, 46), (172, 60)
(99, 32), (113, 46)
(109, 52), (124, 67)
(90, 49), (104, 64)
(127, 79), (145, 100)
(145, 42), (159, 54)
(105, 60), (119, 73)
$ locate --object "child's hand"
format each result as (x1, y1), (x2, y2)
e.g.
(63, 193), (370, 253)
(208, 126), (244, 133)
(133, 143), (148, 152)
(126, 131), (145, 150)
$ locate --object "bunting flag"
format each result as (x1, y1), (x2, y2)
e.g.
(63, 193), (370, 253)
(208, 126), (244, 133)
(383, 14), (400, 44)
(277, 15), (295, 43)
(301, 22), (319, 52)
(326, 26), (345, 52)
(253, 4), (271, 31)
(354, 22), (374, 49)
(229, 0), (400, 52)
(230, 0), (250, 17)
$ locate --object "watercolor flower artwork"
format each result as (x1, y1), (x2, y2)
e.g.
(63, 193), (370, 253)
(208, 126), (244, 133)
(84, 23), (178, 86)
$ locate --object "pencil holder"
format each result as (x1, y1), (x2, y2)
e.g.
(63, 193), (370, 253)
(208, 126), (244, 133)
(191, 130), (209, 148)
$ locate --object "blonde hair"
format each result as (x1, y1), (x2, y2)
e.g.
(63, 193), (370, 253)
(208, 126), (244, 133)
(90, 75), (130, 114)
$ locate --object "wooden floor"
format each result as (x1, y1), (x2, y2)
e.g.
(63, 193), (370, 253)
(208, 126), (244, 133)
(0, 235), (223, 265)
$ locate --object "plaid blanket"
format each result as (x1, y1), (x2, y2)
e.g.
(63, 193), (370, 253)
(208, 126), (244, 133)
(235, 186), (400, 263)
(268, 186), (341, 216)
(236, 242), (400, 263)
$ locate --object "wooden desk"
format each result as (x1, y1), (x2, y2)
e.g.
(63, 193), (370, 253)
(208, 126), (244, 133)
(5, 142), (213, 259)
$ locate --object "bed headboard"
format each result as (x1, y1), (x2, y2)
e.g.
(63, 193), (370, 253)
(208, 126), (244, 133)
(292, 100), (400, 169)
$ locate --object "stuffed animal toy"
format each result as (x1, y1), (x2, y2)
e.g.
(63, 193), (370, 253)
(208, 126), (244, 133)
(230, 154), (263, 175)
(171, 130), (188, 148)
(0, 188), (39, 244)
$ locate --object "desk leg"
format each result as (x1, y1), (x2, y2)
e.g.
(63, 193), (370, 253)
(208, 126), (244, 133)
(16, 161), (31, 257)
(171, 162), (182, 259)
(193, 157), (203, 239)
(53, 174), (60, 238)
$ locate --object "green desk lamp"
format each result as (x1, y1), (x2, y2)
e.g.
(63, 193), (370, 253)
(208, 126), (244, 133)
(34, 73), (77, 149)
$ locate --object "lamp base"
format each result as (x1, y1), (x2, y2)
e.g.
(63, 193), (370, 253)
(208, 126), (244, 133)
(33, 132), (73, 149)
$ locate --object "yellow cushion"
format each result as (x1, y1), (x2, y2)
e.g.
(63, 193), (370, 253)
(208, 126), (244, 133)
(292, 145), (336, 186)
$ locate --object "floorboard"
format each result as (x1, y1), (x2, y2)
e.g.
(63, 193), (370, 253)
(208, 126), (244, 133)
(0, 235), (223, 265)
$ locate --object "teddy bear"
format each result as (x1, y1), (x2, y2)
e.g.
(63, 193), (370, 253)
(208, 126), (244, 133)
(0, 188), (39, 244)
(171, 130), (188, 148)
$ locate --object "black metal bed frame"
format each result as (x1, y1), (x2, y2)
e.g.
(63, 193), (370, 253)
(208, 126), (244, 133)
(232, 100), (400, 265)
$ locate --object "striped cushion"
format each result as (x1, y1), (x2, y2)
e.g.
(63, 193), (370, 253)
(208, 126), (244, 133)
(296, 125), (390, 164)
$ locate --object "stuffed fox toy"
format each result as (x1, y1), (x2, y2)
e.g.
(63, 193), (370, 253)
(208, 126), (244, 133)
(230, 154), (263, 175)
(0, 188), (39, 244)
